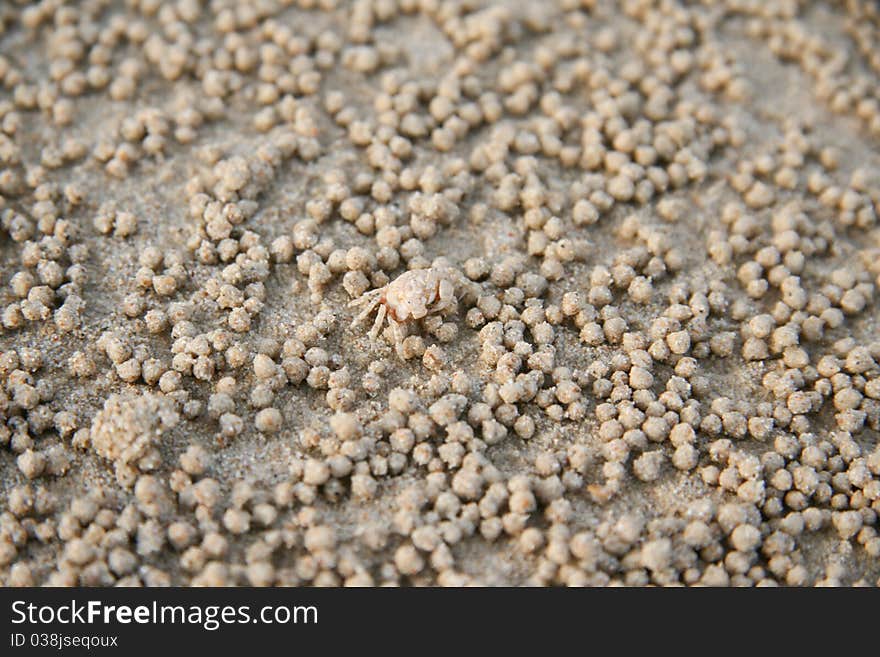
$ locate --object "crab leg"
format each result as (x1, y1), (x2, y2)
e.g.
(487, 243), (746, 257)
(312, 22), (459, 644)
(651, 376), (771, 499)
(349, 291), (382, 328)
(349, 287), (381, 307)
(389, 317), (407, 359)
(368, 303), (387, 340)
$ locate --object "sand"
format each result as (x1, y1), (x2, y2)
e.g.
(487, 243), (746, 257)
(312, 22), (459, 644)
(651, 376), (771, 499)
(1, 0), (879, 587)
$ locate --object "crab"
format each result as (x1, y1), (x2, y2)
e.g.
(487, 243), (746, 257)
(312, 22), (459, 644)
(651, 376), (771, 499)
(349, 266), (468, 358)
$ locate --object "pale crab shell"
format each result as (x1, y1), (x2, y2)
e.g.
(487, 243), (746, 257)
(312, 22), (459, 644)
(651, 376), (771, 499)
(348, 266), (465, 357)
(383, 268), (456, 321)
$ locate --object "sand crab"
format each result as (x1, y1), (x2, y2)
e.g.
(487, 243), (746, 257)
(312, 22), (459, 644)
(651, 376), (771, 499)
(349, 265), (470, 358)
